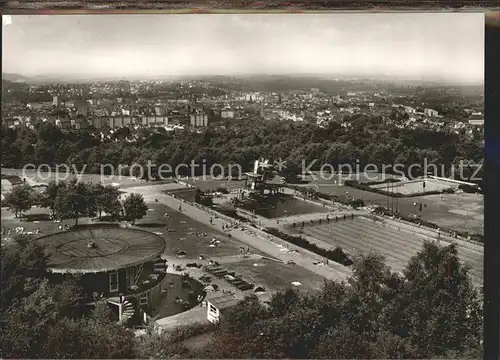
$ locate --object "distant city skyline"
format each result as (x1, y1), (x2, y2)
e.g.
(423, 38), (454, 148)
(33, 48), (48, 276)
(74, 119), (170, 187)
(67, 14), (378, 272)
(2, 13), (484, 84)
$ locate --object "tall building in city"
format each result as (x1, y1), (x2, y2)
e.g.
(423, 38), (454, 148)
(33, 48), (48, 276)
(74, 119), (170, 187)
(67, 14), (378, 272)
(424, 108), (439, 117)
(404, 106), (416, 114)
(53, 96), (60, 107)
(190, 113), (208, 127)
(221, 110), (234, 119)
(154, 107), (166, 116)
(76, 102), (89, 117)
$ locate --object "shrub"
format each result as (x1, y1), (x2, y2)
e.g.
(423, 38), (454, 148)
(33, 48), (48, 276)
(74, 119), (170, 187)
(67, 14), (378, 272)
(348, 198), (365, 208)
(458, 184), (479, 193)
(442, 188), (456, 194)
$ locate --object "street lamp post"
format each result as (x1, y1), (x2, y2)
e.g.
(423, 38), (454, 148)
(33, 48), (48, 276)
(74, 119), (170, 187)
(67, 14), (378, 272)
(413, 201), (425, 216)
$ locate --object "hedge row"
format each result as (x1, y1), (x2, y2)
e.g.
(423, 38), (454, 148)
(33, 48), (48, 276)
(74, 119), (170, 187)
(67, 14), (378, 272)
(361, 178), (401, 186)
(458, 183), (482, 194)
(264, 227), (353, 266)
(213, 208), (250, 223)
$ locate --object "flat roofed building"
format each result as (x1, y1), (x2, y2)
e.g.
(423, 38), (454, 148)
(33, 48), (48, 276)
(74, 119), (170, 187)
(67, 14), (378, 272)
(37, 226), (169, 323)
(190, 113), (208, 127)
(155, 106), (166, 116)
(469, 119), (484, 126)
(424, 108), (439, 117)
(221, 110), (234, 119)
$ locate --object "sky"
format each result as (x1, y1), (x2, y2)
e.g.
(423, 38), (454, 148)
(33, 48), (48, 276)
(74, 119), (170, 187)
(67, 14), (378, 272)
(2, 13), (484, 83)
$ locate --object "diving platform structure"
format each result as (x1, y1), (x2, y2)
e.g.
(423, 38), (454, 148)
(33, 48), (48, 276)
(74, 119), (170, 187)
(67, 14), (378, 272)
(243, 158), (284, 195)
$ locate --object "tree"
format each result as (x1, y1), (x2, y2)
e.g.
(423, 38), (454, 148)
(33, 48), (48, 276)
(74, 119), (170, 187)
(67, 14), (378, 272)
(189, 242), (482, 360)
(1, 279), (136, 359)
(40, 315), (136, 359)
(29, 188), (46, 209)
(91, 300), (113, 325)
(0, 234), (48, 313)
(0, 235), (135, 359)
(4, 184), (33, 218)
(41, 180), (67, 216)
(385, 241), (482, 358)
(218, 294), (269, 335)
(54, 181), (96, 226)
(123, 193), (148, 225)
(268, 288), (300, 317)
(51, 278), (87, 319)
(93, 183), (122, 220)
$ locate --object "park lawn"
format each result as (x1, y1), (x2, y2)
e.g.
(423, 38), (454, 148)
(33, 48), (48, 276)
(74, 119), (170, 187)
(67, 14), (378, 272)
(224, 258), (327, 293)
(1, 206), (94, 244)
(313, 185), (483, 235)
(135, 202), (263, 259)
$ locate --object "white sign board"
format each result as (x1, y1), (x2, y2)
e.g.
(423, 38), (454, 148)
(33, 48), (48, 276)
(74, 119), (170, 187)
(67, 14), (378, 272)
(206, 301), (220, 324)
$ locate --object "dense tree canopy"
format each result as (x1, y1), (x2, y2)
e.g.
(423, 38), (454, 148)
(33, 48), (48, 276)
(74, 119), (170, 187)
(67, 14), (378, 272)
(123, 193), (148, 225)
(42, 180), (67, 215)
(3, 180), (125, 225)
(3, 184), (33, 218)
(54, 180), (97, 225)
(138, 242), (482, 359)
(1, 119), (483, 180)
(93, 183), (122, 219)
(0, 235), (482, 358)
(0, 235), (136, 359)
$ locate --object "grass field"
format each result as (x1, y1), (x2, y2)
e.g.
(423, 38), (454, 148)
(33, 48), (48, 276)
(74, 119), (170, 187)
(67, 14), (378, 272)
(311, 185), (483, 235)
(286, 216), (482, 285)
(136, 202), (264, 259)
(1, 206), (80, 245)
(301, 171), (402, 185)
(370, 178), (458, 195)
(1, 168), (177, 189)
(223, 258), (327, 293)
(182, 177), (246, 192)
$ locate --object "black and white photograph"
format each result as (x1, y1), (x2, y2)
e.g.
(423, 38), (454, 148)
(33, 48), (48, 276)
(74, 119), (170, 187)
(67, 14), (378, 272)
(1, 12), (489, 359)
